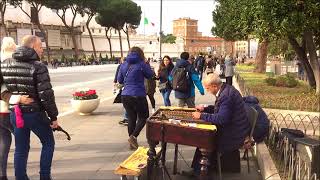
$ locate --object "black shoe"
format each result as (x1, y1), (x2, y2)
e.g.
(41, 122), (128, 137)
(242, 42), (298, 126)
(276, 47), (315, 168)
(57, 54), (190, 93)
(118, 119), (128, 125)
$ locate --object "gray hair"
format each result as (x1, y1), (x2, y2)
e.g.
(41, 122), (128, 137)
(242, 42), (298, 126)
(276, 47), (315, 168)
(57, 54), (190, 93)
(203, 73), (222, 85)
(21, 35), (40, 48)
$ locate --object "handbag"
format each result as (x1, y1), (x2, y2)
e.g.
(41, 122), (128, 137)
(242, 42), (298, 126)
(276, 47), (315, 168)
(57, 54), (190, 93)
(113, 89), (122, 104)
(158, 81), (168, 91)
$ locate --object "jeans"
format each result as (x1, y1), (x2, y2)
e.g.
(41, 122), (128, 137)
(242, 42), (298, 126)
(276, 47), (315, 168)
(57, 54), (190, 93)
(177, 96), (195, 108)
(121, 96), (149, 138)
(161, 89), (172, 106)
(10, 111), (55, 180)
(0, 114), (12, 178)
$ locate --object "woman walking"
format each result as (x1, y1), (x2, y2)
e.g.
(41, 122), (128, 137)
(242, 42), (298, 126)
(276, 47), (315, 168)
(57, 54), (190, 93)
(144, 59), (156, 113)
(117, 47), (153, 150)
(157, 56), (174, 106)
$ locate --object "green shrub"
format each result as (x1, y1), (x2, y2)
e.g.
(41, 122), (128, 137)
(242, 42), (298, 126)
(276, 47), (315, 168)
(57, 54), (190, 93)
(265, 77), (276, 86)
(273, 74), (299, 88)
(266, 72), (275, 77)
(285, 74), (298, 88)
(275, 76), (287, 87)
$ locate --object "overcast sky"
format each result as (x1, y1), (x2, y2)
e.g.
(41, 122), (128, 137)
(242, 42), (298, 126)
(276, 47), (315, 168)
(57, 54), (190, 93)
(132, 0), (217, 36)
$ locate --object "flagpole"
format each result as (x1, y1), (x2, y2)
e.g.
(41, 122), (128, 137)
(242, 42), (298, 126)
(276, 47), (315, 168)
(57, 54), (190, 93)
(159, 0), (163, 59)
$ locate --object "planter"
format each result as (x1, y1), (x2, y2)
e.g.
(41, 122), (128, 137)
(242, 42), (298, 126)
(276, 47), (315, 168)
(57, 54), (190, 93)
(71, 98), (100, 115)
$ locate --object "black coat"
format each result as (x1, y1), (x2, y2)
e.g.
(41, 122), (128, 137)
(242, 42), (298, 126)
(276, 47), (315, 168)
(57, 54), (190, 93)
(0, 46), (58, 121)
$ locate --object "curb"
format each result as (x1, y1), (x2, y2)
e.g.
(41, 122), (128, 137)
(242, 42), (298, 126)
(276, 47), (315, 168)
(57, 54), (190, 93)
(256, 143), (281, 180)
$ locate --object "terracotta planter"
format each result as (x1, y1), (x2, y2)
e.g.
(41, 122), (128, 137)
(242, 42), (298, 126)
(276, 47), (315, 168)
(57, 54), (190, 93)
(71, 98), (100, 115)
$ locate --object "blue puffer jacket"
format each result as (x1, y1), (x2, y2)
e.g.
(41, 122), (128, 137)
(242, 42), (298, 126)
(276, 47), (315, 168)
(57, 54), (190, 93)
(200, 84), (250, 152)
(117, 52), (153, 97)
(243, 96), (270, 143)
(169, 59), (204, 99)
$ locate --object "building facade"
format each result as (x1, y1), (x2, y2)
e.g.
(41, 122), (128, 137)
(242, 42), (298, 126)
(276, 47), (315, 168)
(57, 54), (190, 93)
(172, 17), (234, 56)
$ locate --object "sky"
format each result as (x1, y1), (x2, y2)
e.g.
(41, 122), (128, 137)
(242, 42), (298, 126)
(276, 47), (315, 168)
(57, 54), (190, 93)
(132, 0), (217, 36)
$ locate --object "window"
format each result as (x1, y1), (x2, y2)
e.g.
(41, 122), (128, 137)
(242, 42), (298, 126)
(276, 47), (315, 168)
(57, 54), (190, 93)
(92, 29), (95, 33)
(99, 29), (102, 33)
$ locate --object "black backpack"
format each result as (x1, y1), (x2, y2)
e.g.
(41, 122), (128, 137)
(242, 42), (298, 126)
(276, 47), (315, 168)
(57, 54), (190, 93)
(172, 67), (190, 92)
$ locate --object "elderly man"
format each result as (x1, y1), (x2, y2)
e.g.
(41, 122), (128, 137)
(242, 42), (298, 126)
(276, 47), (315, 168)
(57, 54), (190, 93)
(1, 35), (59, 180)
(189, 73), (250, 175)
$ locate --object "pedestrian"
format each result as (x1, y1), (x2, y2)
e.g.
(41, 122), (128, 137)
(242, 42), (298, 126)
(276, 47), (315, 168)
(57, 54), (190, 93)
(0, 37), (35, 180)
(194, 54), (205, 81)
(114, 57), (128, 125)
(117, 47), (153, 150)
(224, 55), (236, 86)
(205, 55), (215, 75)
(157, 55), (174, 106)
(1, 35), (59, 180)
(145, 58), (156, 113)
(169, 52), (204, 108)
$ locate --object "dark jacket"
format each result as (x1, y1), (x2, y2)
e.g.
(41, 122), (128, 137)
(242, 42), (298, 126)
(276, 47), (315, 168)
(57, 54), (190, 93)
(117, 52), (153, 97)
(201, 84), (250, 152)
(145, 67), (156, 95)
(169, 59), (204, 99)
(0, 46), (58, 121)
(158, 65), (174, 91)
(243, 96), (270, 143)
(114, 64), (121, 83)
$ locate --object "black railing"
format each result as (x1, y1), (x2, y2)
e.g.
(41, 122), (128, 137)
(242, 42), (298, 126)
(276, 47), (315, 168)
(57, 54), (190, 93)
(267, 112), (320, 180)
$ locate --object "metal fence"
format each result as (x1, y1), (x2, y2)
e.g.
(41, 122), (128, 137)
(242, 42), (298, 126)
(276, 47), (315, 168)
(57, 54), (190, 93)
(266, 113), (320, 180)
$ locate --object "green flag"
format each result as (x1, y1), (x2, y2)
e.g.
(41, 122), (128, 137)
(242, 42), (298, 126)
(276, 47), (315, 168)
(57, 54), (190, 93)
(144, 17), (149, 25)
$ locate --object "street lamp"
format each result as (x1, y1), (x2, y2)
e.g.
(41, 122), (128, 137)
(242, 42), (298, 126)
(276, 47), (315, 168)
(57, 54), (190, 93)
(159, 0), (163, 59)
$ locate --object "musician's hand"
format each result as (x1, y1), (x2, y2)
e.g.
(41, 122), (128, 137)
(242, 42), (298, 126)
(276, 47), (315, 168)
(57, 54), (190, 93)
(192, 112), (201, 120)
(195, 105), (205, 112)
(50, 120), (59, 129)
(19, 95), (34, 105)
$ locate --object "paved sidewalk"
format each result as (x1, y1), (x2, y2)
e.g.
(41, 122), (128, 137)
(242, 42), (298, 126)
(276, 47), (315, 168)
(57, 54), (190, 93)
(7, 79), (262, 180)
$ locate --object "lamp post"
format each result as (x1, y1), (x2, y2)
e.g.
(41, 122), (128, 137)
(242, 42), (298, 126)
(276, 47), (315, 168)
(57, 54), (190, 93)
(159, 0), (163, 59)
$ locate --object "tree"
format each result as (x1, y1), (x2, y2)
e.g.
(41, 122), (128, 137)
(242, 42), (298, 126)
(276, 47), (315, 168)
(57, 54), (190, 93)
(10, 0), (52, 61)
(95, 0), (114, 58)
(161, 34), (176, 44)
(46, 0), (83, 61)
(212, 0), (320, 92)
(82, 0), (99, 60)
(122, 0), (141, 50)
(0, 0), (8, 36)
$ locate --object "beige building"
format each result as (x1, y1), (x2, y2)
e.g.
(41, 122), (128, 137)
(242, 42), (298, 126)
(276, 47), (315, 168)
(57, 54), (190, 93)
(172, 17), (234, 56)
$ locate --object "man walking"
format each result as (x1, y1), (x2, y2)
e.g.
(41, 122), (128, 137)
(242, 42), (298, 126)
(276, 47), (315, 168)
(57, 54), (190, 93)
(170, 52), (204, 108)
(1, 35), (59, 180)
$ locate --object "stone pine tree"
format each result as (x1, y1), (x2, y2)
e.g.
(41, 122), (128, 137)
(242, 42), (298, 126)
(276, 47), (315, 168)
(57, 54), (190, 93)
(0, 0), (8, 36)
(82, 0), (99, 60)
(95, 0), (114, 59)
(122, 0), (142, 50)
(46, 0), (84, 61)
(10, 0), (52, 61)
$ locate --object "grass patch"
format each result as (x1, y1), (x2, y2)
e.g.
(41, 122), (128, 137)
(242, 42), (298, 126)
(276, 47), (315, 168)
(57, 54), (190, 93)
(237, 70), (320, 112)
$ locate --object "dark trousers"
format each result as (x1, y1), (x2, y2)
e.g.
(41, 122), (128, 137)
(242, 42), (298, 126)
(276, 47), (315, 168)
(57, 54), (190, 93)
(10, 112), (55, 180)
(147, 93), (156, 109)
(122, 96), (149, 138)
(191, 148), (240, 174)
(226, 76), (233, 86)
(0, 114), (12, 178)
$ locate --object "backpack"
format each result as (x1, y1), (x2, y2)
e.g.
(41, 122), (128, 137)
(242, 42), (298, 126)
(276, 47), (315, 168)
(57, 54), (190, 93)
(172, 67), (190, 92)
